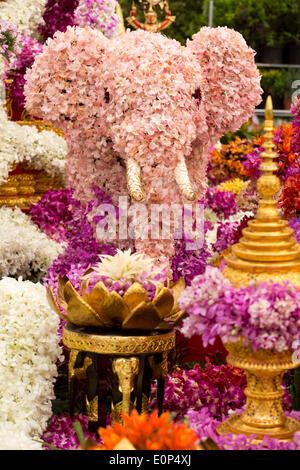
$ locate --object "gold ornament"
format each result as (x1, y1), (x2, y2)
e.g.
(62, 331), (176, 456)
(63, 324), (176, 355)
(223, 96), (300, 287)
(112, 357), (140, 420)
(0, 120), (64, 210)
(48, 271), (185, 331)
(126, 0), (175, 33)
(217, 97), (300, 443)
(217, 341), (300, 441)
(63, 324), (175, 425)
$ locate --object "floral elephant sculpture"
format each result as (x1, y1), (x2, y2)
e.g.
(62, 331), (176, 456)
(24, 25), (262, 264)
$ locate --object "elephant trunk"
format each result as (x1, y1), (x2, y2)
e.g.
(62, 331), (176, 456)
(126, 157), (145, 201)
(174, 156), (197, 201)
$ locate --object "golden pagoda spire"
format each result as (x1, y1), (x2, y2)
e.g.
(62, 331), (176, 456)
(222, 96), (300, 287)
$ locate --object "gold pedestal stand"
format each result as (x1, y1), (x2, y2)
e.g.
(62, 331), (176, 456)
(63, 324), (175, 433)
(217, 342), (300, 442)
(217, 97), (300, 442)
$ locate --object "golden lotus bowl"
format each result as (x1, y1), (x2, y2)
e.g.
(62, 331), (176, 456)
(47, 275), (185, 331)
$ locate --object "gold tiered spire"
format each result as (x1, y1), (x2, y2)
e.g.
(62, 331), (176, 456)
(223, 96), (300, 287)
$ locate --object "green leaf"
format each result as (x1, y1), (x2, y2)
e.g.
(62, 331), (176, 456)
(73, 421), (85, 446)
(32, 439), (62, 451)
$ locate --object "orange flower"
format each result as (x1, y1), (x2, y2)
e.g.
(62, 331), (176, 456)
(96, 410), (198, 450)
(210, 137), (260, 182)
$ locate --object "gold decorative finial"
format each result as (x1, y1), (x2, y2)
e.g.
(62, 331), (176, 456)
(265, 95), (273, 121)
(126, 0), (175, 33)
(222, 96), (300, 287)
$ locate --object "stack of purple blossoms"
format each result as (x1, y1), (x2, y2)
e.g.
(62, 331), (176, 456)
(206, 187), (238, 219)
(30, 187), (117, 293)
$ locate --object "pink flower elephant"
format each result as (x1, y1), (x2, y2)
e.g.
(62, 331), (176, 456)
(24, 26), (262, 264)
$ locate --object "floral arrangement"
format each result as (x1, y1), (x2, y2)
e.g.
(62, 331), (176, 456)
(6, 35), (43, 110)
(0, 31), (67, 184)
(73, 0), (120, 38)
(24, 26), (261, 262)
(40, 364), (294, 451)
(236, 179), (259, 213)
(94, 410), (198, 450)
(208, 137), (262, 184)
(274, 122), (300, 181)
(49, 247), (184, 331)
(188, 408), (300, 451)
(38, 0), (79, 40)
(0, 0), (47, 37)
(242, 123), (300, 183)
(288, 217), (300, 244)
(0, 277), (63, 449)
(30, 188), (80, 243)
(209, 215), (253, 257)
(37, 189), (117, 296)
(278, 175), (300, 217)
(0, 423), (43, 450)
(204, 210), (254, 261)
(0, 207), (63, 281)
(33, 187), (255, 295)
(39, 0), (120, 41)
(0, 20), (22, 65)
(0, 117), (67, 184)
(205, 187), (238, 219)
(84, 248), (167, 298)
(151, 362), (247, 421)
(179, 266), (300, 353)
(217, 178), (248, 196)
(187, 27), (262, 143)
(292, 96), (300, 154)
(42, 414), (101, 450)
(6, 0), (120, 112)
(171, 232), (211, 287)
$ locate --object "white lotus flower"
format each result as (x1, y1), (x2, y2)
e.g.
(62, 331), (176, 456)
(85, 249), (167, 283)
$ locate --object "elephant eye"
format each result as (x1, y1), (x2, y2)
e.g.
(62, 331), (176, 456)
(104, 88), (110, 103)
(192, 87), (202, 106)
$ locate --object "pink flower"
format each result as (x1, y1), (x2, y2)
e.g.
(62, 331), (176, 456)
(24, 26), (262, 263)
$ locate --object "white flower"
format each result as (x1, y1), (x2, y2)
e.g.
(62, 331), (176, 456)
(0, 56), (67, 186)
(0, 207), (64, 280)
(0, 278), (63, 448)
(86, 248), (166, 283)
(0, 0), (46, 37)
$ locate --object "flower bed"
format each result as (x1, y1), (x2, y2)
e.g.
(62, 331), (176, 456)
(0, 277), (63, 450)
(0, 207), (63, 280)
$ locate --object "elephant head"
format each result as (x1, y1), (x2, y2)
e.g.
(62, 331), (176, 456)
(24, 25), (262, 210)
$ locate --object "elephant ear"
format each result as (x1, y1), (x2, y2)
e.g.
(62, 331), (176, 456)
(187, 26), (262, 144)
(24, 26), (109, 132)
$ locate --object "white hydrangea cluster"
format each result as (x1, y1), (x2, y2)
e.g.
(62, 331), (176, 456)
(0, 118), (67, 185)
(0, 207), (64, 280)
(0, 277), (63, 450)
(0, 0), (46, 37)
(0, 423), (43, 450)
(0, 58), (67, 185)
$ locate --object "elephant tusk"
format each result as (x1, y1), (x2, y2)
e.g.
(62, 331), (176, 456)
(126, 157), (145, 201)
(174, 156), (197, 201)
